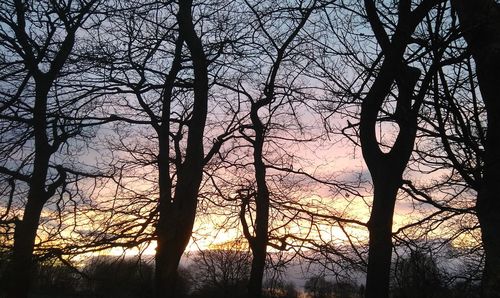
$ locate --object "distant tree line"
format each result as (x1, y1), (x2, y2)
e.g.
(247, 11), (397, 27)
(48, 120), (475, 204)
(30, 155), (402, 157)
(0, 247), (481, 298)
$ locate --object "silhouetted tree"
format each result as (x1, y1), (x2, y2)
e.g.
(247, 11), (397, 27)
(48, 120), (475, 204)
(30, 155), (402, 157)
(0, 0), (102, 296)
(233, 1), (326, 296)
(449, 1), (500, 296)
(392, 250), (447, 298)
(304, 275), (334, 298)
(190, 247), (251, 298)
(263, 280), (298, 298)
(83, 0), (239, 296)
(153, 0), (211, 295)
(357, 0), (445, 296)
(1, 2), (496, 298)
(84, 256), (154, 298)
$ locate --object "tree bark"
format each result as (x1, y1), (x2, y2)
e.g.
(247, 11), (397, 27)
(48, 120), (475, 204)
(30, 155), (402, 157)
(451, 1), (500, 297)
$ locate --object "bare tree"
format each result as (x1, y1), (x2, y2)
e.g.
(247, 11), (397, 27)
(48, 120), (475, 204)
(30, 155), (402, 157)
(392, 249), (447, 298)
(0, 0), (101, 296)
(356, 0), (444, 296)
(449, 1), (500, 296)
(190, 244), (251, 298)
(81, 0), (240, 296)
(235, 1), (325, 296)
(154, 0), (211, 295)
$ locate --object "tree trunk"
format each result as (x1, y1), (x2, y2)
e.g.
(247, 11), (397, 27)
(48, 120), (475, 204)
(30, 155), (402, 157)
(241, 4), (317, 296)
(248, 242), (267, 298)
(247, 132), (270, 298)
(365, 177), (400, 298)
(155, 200), (197, 298)
(4, 197), (45, 297)
(451, 1), (500, 296)
(477, 187), (500, 298)
(476, 41), (500, 296)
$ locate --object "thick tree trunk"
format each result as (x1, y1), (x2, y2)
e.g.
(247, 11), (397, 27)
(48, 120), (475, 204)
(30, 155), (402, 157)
(451, 1), (500, 296)
(365, 177), (400, 298)
(155, 197), (197, 298)
(359, 3), (430, 290)
(154, 35), (182, 298)
(477, 187), (500, 298)
(476, 49), (500, 297)
(4, 197), (45, 297)
(248, 242), (267, 298)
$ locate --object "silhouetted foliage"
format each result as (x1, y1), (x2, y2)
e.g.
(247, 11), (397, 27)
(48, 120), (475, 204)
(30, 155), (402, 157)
(304, 275), (334, 298)
(304, 275), (362, 298)
(392, 250), (447, 298)
(448, 280), (480, 298)
(32, 261), (79, 297)
(83, 257), (154, 298)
